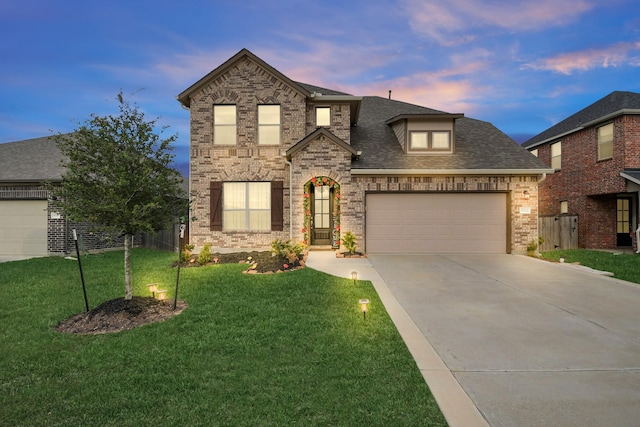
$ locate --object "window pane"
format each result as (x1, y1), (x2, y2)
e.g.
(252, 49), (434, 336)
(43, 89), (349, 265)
(223, 183), (246, 209)
(316, 107), (330, 127)
(410, 132), (428, 149)
(258, 126), (280, 145)
(258, 105), (280, 124)
(215, 126), (237, 145)
(598, 123), (613, 142)
(551, 142), (561, 157)
(248, 183), (270, 209)
(598, 123), (613, 160)
(215, 105), (236, 124)
(432, 132), (450, 149)
(249, 211), (270, 230)
(224, 211), (246, 230)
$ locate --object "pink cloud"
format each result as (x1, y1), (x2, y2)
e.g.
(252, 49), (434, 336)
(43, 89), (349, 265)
(401, 0), (594, 45)
(524, 41), (640, 74)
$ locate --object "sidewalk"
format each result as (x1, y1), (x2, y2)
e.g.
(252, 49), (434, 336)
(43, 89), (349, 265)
(305, 250), (489, 427)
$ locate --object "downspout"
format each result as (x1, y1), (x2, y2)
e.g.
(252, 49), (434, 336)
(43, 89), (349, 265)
(285, 158), (293, 240)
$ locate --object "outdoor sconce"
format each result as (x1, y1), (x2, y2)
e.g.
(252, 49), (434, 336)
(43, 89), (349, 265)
(359, 299), (370, 320)
(351, 271), (358, 285)
(156, 290), (167, 301)
(523, 190), (530, 200)
(147, 283), (158, 298)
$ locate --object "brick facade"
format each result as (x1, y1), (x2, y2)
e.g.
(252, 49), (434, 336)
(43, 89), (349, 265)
(535, 115), (640, 249)
(183, 50), (543, 254)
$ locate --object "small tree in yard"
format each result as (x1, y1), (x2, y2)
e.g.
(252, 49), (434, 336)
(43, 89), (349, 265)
(54, 91), (187, 300)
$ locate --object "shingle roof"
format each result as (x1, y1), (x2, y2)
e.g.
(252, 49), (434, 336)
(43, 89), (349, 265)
(296, 82), (352, 96)
(0, 136), (66, 182)
(522, 91), (640, 148)
(350, 96), (549, 171)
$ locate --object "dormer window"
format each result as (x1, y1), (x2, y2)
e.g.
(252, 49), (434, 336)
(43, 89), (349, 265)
(409, 131), (451, 152)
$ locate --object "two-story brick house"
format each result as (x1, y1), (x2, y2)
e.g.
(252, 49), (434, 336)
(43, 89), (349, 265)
(178, 49), (552, 254)
(522, 91), (640, 250)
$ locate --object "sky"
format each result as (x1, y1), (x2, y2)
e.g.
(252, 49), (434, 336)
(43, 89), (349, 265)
(1, 0), (639, 176)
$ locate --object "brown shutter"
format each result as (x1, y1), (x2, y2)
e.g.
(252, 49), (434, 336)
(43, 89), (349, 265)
(271, 180), (283, 231)
(210, 181), (222, 231)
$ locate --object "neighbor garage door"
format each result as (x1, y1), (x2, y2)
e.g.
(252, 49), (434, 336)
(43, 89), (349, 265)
(0, 200), (48, 256)
(366, 193), (507, 253)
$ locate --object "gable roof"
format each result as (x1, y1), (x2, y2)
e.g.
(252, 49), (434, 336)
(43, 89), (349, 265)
(523, 91), (640, 148)
(0, 136), (66, 182)
(350, 96), (551, 174)
(286, 127), (358, 160)
(177, 48), (311, 108)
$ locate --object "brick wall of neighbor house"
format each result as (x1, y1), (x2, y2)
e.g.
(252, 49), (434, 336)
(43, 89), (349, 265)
(346, 175), (539, 254)
(536, 116), (636, 249)
(188, 57), (307, 250)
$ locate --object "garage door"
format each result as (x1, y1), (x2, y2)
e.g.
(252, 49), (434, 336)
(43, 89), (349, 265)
(0, 200), (48, 256)
(366, 193), (507, 253)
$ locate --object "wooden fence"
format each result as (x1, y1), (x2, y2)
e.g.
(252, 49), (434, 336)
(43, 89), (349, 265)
(139, 222), (189, 252)
(538, 215), (579, 251)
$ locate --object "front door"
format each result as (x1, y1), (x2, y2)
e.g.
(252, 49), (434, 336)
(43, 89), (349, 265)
(617, 198), (632, 247)
(311, 185), (333, 245)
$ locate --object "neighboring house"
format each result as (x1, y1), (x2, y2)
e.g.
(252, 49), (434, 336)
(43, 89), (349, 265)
(178, 48), (552, 254)
(522, 91), (640, 250)
(0, 136), (179, 256)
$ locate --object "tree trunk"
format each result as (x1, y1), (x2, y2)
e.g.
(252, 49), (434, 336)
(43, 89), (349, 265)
(124, 233), (132, 300)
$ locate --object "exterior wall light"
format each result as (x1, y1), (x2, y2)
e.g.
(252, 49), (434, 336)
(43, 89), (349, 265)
(351, 271), (358, 285)
(359, 298), (370, 320)
(523, 190), (530, 200)
(147, 283), (158, 298)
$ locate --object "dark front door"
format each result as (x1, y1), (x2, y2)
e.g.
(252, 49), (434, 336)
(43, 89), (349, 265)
(311, 185), (333, 245)
(617, 198), (632, 247)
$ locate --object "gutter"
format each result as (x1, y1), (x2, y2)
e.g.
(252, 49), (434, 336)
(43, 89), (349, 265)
(350, 168), (555, 176)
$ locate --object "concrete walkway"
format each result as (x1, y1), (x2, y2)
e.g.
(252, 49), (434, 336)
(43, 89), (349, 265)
(306, 251), (640, 427)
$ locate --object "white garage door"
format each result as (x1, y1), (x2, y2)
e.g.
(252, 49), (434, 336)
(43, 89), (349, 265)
(366, 193), (507, 253)
(0, 200), (48, 256)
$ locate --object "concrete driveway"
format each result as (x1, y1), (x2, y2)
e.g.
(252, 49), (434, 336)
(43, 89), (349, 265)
(367, 254), (640, 427)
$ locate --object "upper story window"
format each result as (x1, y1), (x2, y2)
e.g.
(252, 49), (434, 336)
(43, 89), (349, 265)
(597, 123), (613, 160)
(223, 182), (271, 231)
(530, 149), (538, 157)
(213, 105), (237, 145)
(316, 107), (331, 127)
(409, 131), (451, 152)
(551, 141), (562, 170)
(258, 105), (280, 145)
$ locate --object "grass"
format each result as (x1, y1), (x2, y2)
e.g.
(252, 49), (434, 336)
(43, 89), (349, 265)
(541, 249), (640, 284)
(0, 249), (447, 426)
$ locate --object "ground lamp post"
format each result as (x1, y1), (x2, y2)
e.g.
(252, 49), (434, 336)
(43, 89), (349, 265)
(359, 298), (370, 320)
(147, 283), (158, 298)
(72, 229), (90, 312)
(351, 271), (358, 285)
(173, 219), (186, 311)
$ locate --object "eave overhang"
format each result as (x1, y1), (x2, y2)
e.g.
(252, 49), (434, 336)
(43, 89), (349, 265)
(350, 168), (555, 176)
(385, 113), (464, 126)
(309, 93), (362, 125)
(286, 128), (358, 160)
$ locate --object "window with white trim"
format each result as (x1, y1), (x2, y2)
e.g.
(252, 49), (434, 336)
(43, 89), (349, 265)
(598, 123), (613, 160)
(551, 141), (561, 170)
(213, 105), (236, 145)
(409, 131), (451, 151)
(223, 182), (270, 231)
(316, 107), (330, 127)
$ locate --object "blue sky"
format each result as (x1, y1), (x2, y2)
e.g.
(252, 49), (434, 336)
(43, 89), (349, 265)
(2, 0), (639, 175)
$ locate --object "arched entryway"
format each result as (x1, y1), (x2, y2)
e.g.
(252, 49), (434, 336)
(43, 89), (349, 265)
(303, 176), (340, 248)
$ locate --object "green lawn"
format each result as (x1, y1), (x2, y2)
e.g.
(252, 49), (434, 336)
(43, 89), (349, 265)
(0, 249), (447, 426)
(541, 249), (640, 284)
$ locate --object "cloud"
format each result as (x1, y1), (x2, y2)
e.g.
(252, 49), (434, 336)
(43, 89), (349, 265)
(524, 41), (640, 74)
(400, 0), (594, 45)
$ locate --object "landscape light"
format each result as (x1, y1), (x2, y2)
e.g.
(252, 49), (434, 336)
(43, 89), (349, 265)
(156, 290), (167, 301)
(147, 283), (158, 298)
(359, 298), (370, 320)
(351, 271), (358, 285)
